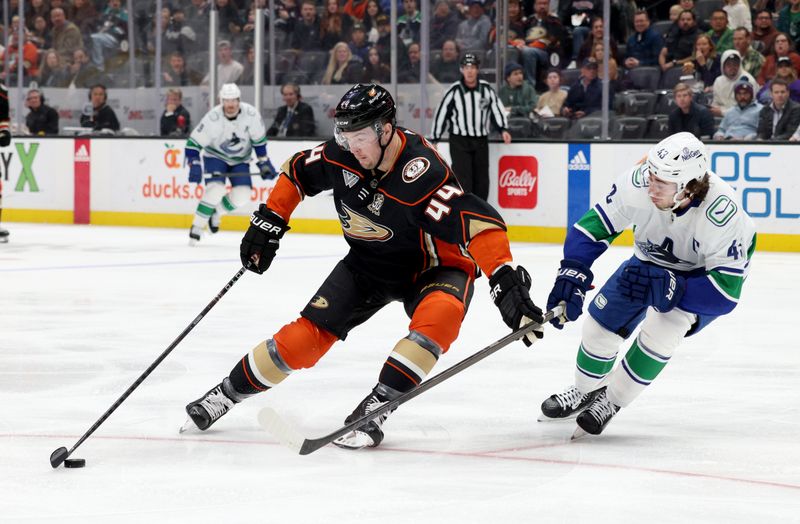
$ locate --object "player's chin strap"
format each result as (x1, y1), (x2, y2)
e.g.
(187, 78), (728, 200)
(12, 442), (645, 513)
(374, 121), (395, 172)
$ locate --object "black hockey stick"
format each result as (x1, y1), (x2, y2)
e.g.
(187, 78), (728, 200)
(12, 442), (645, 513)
(259, 304), (564, 456)
(49, 265), (250, 468)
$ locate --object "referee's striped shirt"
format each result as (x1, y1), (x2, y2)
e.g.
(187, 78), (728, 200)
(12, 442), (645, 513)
(431, 79), (509, 140)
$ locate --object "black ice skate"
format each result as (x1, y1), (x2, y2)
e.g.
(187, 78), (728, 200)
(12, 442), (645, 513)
(188, 225), (202, 246)
(0, 227), (8, 243)
(333, 389), (395, 450)
(540, 386), (604, 421)
(181, 378), (239, 432)
(208, 211), (220, 234)
(573, 389), (620, 438)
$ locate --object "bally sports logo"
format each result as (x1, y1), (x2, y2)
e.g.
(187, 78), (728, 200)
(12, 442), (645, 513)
(498, 155), (538, 209)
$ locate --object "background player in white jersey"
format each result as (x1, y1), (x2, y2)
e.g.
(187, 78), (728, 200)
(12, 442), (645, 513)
(184, 83), (276, 244)
(541, 132), (756, 437)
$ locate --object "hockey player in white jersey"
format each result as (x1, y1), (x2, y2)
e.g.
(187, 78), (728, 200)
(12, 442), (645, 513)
(541, 132), (756, 437)
(184, 83), (277, 244)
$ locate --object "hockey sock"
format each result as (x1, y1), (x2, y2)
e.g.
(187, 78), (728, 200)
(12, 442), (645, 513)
(378, 331), (441, 393)
(220, 194), (237, 212)
(608, 335), (671, 407)
(228, 339), (292, 397)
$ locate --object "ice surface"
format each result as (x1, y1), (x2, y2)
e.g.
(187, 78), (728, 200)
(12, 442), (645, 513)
(1, 223), (798, 523)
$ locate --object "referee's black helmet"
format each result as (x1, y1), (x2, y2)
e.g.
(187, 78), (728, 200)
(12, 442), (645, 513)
(460, 52), (480, 67)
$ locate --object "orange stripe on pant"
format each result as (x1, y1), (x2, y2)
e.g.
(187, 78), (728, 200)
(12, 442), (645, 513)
(409, 291), (465, 353)
(273, 317), (338, 370)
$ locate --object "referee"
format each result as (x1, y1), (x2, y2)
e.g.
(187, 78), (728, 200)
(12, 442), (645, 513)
(431, 52), (511, 201)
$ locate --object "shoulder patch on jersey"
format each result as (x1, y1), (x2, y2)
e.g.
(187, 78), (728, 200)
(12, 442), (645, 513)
(705, 195), (737, 227)
(209, 112), (219, 122)
(402, 157), (430, 183)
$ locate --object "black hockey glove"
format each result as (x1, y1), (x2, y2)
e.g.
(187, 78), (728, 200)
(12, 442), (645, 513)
(489, 264), (544, 347)
(547, 259), (593, 329)
(240, 204), (290, 274)
(619, 260), (686, 313)
(0, 129), (10, 147)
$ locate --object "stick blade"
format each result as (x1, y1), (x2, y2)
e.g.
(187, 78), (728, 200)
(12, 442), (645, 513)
(50, 447), (69, 469)
(258, 407), (305, 454)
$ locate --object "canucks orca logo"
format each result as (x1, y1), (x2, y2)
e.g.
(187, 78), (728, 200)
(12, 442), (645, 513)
(636, 237), (691, 266)
(338, 203), (393, 241)
(220, 132), (245, 156)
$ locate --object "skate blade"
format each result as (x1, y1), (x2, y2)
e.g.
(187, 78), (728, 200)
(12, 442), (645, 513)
(179, 417), (198, 434)
(332, 430), (374, 450)
(538, 412), (580, 422)
(571, 426), (590, 440)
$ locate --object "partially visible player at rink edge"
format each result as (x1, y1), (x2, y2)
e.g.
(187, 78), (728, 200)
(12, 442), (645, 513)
(0, 83), (10, 243)
(184, 83), (277, 245)
(183, 83), (545, 450)
(541, 132), (756, 437)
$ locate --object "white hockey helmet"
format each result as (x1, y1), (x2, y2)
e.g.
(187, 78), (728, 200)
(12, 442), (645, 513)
(646, 132), (708, 193)
(219, 83), (241, 101)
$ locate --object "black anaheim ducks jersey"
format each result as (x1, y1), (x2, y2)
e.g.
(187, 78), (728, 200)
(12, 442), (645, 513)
(281, 128), (507, 284)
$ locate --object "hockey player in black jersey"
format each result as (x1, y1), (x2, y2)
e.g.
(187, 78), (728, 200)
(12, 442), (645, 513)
(183, 84), (544, 449)
(0, 83), (10, 243)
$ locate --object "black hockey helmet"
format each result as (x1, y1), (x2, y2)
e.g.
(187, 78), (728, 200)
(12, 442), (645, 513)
(334, 83), (396, 151)
(460, 52), (480, 67)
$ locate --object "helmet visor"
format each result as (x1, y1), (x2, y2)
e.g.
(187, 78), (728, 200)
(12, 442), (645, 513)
(334, 124), (380, 151)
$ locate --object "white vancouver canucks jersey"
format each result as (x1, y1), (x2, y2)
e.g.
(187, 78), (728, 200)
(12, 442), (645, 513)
(186, 102), (267, 165)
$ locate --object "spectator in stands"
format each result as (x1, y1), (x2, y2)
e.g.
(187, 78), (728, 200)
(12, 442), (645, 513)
(398, 0), (422, 46)
(753, 9), (779, 53)
(757, 56), (800, 103)
(29, 16), (52, 51)
(216, 0), (243, 43)
(500, 62), (538, 116)
(0, 33), (39, 84)
(757, 78), (800, 138)
(562, 59), (612, 118)
(714, 80), (761, 138)
(348, 23), (371, 62)
(25, 89), (59, 136)
(706, 9), (734, 54)
(514, 0), (566, 87)
(375, 14), (401, 63)
(321, 0), (354, 51)
(666, 0), (710, 32)
(69, 0), (99, 35)
(203, 40), (243, 87)
(25, 0), (49, 29)
(267, 82), (317, 137)
(185, 0), (211, 54)
(322, 41), (363, 84)
(536, 69), (567, 117)
(431, 0), (461, 51)
(723, 0), (751, 32)
(455, 0), (491, 51)
(363, 0), (384, 43)
(577, 16), (619, 65)
(38, 50), (70, 88)
(291, 0), (324, 51)
(51, 7), (84, 66)
(683, 34), (721, 89)
(592, 41), (618, 82)
(148, 7), (174, 59)
(659, 10), (700, 72)
(68, 48), (107, 88)
(163, 51), (201, 86)
(361, 45), (391, 83)
(80, 84), (120, 133)
(431, 39), (462, 83)
(160, 88), (191, 137)
(399, 42), (432, 83)
(561, 0), (601, 63)
(712, 49), (759, 116)
(625, 10), (663, 69)
(733, 27), (765, 79)
(668, 4), (682, 23)
(777, 0), (800, 49)
(758, 32), (800, 84)
(668, 82), (715, 138)
(89, 0), (129, 71)
(275, 0), (301, 49)
(163, 7), (197, 58)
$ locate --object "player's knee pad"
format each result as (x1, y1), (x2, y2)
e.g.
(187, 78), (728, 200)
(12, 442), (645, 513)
(637, 307), (696, 358)
(409, 291), (465, 353)
(228, 185), (251, 208)
(581, 314), (624, 358)
(272, 317), (338, 370)
(202, 182), (227, 205)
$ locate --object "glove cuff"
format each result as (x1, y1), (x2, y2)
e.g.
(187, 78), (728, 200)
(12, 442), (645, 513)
(560, 258), (594, 287)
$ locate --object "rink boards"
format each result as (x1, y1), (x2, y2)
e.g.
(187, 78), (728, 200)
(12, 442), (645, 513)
(3, 138), (798, 252)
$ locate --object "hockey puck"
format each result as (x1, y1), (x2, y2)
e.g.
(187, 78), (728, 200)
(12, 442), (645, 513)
(64, 458), (86, 468)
